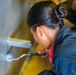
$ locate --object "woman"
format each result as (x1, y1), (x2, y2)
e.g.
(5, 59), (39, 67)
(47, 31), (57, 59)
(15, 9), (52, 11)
(27, 1), (76, 75)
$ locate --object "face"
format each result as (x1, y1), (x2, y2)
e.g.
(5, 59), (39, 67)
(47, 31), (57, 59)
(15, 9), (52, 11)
(30, 26), (59, 49)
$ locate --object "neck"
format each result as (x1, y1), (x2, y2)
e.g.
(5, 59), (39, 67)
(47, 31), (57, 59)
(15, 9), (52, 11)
(48, 26), (60, 45)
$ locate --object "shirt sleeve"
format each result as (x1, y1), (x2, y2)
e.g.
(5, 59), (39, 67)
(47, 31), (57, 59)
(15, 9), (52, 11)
(54, 56), (76, 75)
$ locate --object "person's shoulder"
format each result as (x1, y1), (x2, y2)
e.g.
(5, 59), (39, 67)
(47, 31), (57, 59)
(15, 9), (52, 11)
(55, 39), (76, 57)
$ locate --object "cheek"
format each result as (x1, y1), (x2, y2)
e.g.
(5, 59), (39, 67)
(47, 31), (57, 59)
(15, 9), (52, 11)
(30, 29), (40, 43)
(33, 33), (40, 44)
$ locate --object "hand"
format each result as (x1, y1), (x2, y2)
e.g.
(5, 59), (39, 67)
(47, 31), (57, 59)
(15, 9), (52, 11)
(37, 49), (49, 58)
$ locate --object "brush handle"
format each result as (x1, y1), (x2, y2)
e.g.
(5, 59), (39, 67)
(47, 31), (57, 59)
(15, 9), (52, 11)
(31, 52), (47, 56)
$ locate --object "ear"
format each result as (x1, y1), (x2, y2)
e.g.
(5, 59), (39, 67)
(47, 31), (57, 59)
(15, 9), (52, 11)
(36, 26), (43, 37)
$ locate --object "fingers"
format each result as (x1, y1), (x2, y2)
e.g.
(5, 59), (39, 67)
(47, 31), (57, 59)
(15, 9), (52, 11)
(37, 50), (49, 58)
(38, 49), (49, 54)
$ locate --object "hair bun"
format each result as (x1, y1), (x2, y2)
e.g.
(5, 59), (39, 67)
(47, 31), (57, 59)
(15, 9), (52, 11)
(54, 4), (67, 20)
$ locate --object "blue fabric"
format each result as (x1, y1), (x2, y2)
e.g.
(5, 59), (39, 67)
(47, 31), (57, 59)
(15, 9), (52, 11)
(54, 26), (76, 75)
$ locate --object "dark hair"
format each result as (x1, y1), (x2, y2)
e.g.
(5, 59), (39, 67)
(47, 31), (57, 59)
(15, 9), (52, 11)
(27, 1), (67, 31)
